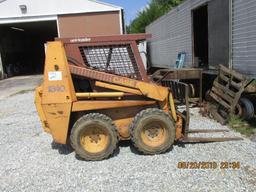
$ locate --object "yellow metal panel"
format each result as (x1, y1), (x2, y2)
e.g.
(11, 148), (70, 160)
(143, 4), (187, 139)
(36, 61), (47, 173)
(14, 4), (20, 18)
(169, 93), (177, 121)
(136, 81), (169, 102)
(99, 106), (149, 140)
(175, 115), (183, 140)
(109, 74), (169, 101)
(42, 103), (72, 144)
(36, 42), (75, 144)
(42, 41), (77, 104)
(72, 100), (156, 112)
(34, 86), (50, 133)
(113, 117), (132, 139)
(95, 81), (143, 95)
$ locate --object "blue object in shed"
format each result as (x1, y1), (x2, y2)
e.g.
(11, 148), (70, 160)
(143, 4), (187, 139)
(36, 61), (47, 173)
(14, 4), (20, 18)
(175, 52), (186, 68)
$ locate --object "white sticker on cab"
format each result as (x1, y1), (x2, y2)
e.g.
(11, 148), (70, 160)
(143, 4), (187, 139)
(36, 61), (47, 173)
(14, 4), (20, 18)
(48, 71), (62, 81)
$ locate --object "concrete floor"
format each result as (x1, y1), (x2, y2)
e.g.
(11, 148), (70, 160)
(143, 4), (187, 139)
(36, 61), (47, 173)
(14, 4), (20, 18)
(0, 75), (43, 100)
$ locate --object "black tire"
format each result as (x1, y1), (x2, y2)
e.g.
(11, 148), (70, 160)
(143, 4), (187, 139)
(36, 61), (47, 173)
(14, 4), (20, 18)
(238, 98), (255, 120)
(246, 95), (256, 114)
(70, 113), (118, 161)
(130, 108), (176, 155)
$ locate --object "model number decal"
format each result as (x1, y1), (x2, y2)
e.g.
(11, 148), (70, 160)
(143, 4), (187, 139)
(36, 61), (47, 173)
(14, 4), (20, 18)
(48, 71), (62, 81)
(70, 38), (91, 43)
(48, 86), (65, 92)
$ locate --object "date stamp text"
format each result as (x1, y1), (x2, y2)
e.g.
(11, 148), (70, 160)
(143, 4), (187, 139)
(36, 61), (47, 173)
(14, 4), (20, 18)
(178, 161), (241, 169)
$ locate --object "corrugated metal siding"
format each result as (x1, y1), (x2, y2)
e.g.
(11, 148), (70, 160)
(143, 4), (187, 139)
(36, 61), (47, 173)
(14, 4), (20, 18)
(232, 0), (256, 77)
(147, 0), (256, 77)
(146, 0), (209, 68)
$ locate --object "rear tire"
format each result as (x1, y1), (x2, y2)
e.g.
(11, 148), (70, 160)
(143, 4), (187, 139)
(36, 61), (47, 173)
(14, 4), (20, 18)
(130, 108), (175, 155)
(70, 113), (118, 161)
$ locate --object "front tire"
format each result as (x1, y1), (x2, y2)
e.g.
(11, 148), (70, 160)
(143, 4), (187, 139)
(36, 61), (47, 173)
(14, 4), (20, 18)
(70, 113), (118, 161)
(130, 108), (176, 155)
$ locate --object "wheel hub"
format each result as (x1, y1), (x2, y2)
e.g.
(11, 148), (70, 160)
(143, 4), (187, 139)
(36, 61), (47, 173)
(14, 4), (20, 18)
(146, 127), (160, 138)
(89, 134), (101, 143)
(140, 121), (167, 147)
(80, 126), (109, 153)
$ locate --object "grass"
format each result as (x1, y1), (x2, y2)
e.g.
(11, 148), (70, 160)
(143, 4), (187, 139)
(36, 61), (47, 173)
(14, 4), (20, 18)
(245, 80), (256, 92)
(229, 115), (256, 137)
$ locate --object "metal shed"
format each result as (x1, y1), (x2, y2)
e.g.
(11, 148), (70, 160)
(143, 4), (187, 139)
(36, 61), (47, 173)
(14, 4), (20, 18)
(146, 0), (256, 78)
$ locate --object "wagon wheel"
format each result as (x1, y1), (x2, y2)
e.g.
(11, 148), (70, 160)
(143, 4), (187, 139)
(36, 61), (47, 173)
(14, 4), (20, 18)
(130, 108), (176, 155)
(70, 113), (118, 161)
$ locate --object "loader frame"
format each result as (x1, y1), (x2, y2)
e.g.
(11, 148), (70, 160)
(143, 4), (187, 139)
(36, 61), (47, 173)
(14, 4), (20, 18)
(35, 34), (181, 145)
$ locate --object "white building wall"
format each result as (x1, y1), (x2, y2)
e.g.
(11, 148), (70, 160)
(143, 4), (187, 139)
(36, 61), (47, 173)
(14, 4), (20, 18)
(0, 0), (122, 24)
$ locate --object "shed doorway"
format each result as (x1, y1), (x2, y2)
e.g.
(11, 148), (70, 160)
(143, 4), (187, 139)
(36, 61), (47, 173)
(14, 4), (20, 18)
(0, 20), (58, 77)
(192, 5), (209, 68)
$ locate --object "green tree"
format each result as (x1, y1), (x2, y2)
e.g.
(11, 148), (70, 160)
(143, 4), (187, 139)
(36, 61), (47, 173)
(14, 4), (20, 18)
(127, 0), (184, 34)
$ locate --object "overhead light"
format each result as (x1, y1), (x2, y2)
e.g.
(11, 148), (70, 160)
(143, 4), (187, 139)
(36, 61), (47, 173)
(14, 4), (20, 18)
(19, 4), (27, 14)
(11, 27), (25, 32)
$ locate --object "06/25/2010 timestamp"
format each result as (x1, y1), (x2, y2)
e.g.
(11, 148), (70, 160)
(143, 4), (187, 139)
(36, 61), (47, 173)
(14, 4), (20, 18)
(178, 161), (241, 170)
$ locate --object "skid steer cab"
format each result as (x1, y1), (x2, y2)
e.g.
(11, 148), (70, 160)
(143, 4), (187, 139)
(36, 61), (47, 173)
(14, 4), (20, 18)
(35, 34), (240, 161)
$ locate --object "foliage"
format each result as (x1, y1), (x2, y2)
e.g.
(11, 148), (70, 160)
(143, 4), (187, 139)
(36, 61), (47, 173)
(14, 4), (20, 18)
(127, 0), (184, 33)
(229, 115), (256, 137)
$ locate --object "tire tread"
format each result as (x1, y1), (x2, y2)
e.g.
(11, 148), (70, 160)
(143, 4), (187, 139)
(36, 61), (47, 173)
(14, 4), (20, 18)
(70, 113), (118, 161)
(130, 108), (175, 155)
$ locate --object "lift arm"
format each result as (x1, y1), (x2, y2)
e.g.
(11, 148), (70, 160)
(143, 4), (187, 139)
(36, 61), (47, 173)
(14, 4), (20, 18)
(69, 65), (169, 102)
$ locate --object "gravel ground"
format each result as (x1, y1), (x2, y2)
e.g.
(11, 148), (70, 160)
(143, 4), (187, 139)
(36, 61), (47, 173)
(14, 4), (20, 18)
(0, 91), (256, 192)
(0, 75), (42, 100)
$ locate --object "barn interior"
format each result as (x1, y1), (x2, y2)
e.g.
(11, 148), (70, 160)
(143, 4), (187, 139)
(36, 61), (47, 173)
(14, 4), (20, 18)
(0, 21), (58, 77)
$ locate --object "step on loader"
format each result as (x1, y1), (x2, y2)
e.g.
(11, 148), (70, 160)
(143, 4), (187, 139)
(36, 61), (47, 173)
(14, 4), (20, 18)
(35, 34), (242, 161)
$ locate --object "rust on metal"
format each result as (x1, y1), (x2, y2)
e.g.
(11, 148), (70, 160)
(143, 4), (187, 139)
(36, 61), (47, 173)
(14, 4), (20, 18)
(187, 129), (229, 133)
(152, 68), (203, 103)
(56, 34), (152, 44)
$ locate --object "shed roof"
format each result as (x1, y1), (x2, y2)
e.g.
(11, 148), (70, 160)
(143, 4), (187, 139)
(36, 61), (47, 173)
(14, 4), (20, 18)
(0, 0), (122, 23)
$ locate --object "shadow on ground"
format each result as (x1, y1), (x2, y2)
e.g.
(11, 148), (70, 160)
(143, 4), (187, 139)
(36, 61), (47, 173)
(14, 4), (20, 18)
(51, 138), (177, 161)
(51, 141), (74, 155)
